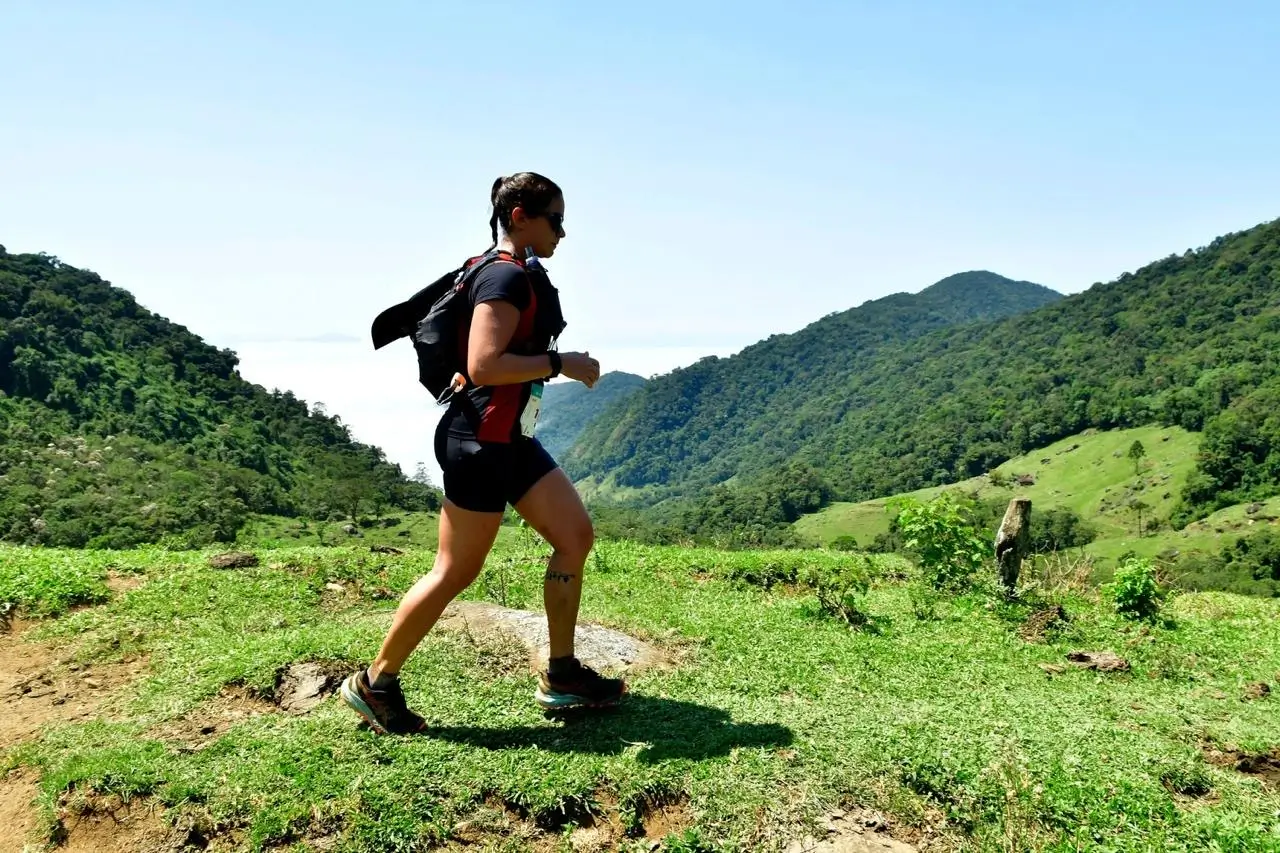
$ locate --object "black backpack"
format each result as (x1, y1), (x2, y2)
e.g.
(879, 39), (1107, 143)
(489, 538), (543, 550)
(370, 250), (510, 402)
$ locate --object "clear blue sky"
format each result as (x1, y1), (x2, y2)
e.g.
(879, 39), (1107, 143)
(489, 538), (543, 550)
(4, 1), (1279, 480)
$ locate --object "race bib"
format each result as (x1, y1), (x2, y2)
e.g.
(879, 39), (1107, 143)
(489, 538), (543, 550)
(520, 382), (544, 437)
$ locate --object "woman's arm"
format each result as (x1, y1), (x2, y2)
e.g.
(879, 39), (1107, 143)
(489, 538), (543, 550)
(466, 300), (600, 388)
(466, 301), (554, 385)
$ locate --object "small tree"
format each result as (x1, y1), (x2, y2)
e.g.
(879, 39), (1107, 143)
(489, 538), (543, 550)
(1127, 440), (1146, 477)
(1129, 498), (1150, 537)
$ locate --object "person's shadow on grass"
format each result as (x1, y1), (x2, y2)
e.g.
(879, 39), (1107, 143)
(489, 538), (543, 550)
(418, 693), (794, 763)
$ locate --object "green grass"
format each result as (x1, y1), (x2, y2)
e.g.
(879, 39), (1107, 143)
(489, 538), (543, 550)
(236, 511), (541, 552)
(0, 545), (158, 617)
(236, 511), (446, 550)
(4, 540), (1280, 852)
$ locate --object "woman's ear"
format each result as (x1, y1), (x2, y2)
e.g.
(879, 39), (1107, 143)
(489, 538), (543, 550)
(508, 205), (529, 229)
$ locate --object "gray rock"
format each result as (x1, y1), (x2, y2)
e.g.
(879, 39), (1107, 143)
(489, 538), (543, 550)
(209, 552), (258, 569)
(1066, 650), (1130, 673)
(438, 601), (672, 674)
(275, 662), (344, 714)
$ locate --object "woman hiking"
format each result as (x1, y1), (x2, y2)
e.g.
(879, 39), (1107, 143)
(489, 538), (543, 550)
(341, 172), (626, 735)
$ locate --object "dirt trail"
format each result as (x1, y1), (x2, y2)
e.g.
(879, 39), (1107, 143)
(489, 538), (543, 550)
(0, 620), (148, 751)
(0, 767), (42, 853)
(1, 618), (150, 852)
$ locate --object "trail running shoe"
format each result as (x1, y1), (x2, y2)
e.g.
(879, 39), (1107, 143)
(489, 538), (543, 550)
(535, 658), (627, 710)
(339, 671), (427, 735)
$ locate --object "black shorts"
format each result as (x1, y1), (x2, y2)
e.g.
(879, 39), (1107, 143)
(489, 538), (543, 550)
(434, 419), (559, 513)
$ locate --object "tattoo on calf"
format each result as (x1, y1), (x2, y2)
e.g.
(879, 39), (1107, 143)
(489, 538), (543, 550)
(545, 569), (577, 583)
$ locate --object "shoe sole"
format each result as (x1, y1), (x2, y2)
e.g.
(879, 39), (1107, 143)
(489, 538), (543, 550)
(339, 675), (389, 735)
(340, 674), (428, 736)
(534, 683), (627, 711)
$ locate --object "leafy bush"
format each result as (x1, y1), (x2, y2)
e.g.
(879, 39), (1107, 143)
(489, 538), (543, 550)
(802, 554), (873, 626)
(1105, 557), (1167, 621)
(829, 535), (861, 552)
(895, 493), (989, 592)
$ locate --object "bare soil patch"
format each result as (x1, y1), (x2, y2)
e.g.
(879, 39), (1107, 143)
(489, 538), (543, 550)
(638, 791), (694, 842)
(438, 601), (675, 676)
(270, 660), (349, 715)
(783, 808), (920, 853)
(105, 571), (146, 595)
(1243, 681), (1271, 701)
(0, 767), (43, 853)
(147, 685), (279, 751)
(52, 792), (173, 853)
(1019, 604), (1068, 642)
(0, 620), (148, 751)
(1203, 744), (1280, 790)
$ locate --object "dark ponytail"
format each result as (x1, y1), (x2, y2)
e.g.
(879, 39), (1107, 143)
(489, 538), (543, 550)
(488, 176), (506, 247)
(487, 172), (562, 248)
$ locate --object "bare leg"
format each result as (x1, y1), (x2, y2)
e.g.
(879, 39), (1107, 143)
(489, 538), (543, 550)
(514, 468), (595, 660)
(369, 500), (503, 679)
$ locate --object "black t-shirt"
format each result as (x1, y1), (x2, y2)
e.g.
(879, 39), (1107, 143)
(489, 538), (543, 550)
(442, 255), (563, 443)
(470, 261), (532, 314)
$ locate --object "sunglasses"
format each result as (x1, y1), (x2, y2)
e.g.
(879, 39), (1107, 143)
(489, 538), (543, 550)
(542, 211), (565, 233)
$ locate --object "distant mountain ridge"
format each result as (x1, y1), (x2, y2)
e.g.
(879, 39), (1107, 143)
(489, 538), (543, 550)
(564, 270), (1062, 498)
(538, 371), (646, 460)
(565, 219), (1280, 527)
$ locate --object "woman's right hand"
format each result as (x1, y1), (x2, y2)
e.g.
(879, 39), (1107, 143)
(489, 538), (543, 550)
(559, 351), (600, 388)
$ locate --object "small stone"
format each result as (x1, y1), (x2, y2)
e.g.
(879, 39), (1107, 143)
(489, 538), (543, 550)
(324, 583), (346, 593)
(1243, 682), (1271, 701)
(1066, 651), (1130, 673)
(82, 678), (102, 689)
(210, 551), (259, 569)
(275, 662), (344, 714)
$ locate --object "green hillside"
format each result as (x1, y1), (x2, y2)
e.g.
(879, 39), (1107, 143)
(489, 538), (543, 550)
(564, 271), (1061, 497)
(566, 219), (1280, 528)
(797, 424), (1280, 596)
(0, 247), (436, 548)
(537, 371), (645, 459)
(797, 426), (1200, 547)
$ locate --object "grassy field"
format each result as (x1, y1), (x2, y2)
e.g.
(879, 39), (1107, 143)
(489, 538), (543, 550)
(2, 539), (1279, 852)
(237, 511), (532, 552)
(793, 425), (1280, 572)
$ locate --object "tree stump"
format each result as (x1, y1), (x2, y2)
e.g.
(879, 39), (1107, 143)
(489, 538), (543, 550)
(994, 498), (1031, 595)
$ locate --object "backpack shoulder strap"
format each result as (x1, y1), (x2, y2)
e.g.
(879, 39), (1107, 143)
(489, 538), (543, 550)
(369, 250), (519, 350)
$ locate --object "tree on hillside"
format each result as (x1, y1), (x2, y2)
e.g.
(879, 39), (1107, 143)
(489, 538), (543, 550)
(1129, 498), (1150, 537)
(1128, 440), (1146, 477)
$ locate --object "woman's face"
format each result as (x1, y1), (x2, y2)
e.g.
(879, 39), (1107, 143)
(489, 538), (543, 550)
(513, 195), (565, 258)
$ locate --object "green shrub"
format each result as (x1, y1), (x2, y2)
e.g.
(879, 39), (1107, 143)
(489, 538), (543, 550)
(802, 555), (873, 626)
(896, 493), (988, 592)
(1106, 557), (1167, 621)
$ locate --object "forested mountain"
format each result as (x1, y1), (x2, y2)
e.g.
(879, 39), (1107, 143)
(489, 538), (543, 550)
(538, 371), (646, 459)
(565, 219), (1280, 526)
(0, 248), (435, 547)
(565, 270), (1061, 494)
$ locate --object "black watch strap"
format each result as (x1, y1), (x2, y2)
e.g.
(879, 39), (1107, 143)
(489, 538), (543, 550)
(547, 351), (561, 379)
